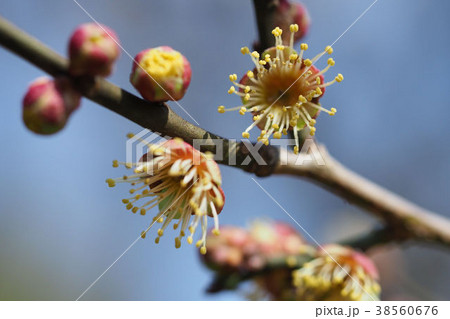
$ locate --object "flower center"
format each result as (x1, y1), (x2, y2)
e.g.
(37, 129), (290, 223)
(260, 68), (308, 108)
(140, 47), (184, 79)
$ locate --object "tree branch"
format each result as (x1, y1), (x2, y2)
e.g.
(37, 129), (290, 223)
(338, 227), (400, 251)
(0, 16), (278, 177)
(206, 253), (313, 293)
(277, 147), (450, 247)
(1, 15), (450, 249)
(252, 0), (278, 50)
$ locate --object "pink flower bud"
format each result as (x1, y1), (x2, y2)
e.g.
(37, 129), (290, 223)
(275, 1), (310, 43)
(68, 23), (120, 77)
(202, 226), (251, 269)
(249, 220), (307, 258)
(202, 220), (313, 275)
(130, 46), (191, 102)
(22, 77), (81, 135)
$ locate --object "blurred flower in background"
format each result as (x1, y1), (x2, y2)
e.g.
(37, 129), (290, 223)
(68, 22), (120, 77)
(274, 1), (310, 43)
(22, 77), (81, 135)
(201, 221), (381, 301)
(293, 244), (381, 301)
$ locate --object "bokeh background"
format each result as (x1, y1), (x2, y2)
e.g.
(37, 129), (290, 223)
(1, 0), (449, 300)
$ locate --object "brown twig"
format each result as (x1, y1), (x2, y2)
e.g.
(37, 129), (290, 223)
(1, 15), (450, 249)
(0, 16), (277, 177)
(338, 227), (400, 251)
(206, 253), (313, 293)
(252, 0), (278, 50)
(277, 147), (450, 247)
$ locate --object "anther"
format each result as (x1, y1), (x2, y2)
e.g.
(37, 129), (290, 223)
(240, 47), (249, 55)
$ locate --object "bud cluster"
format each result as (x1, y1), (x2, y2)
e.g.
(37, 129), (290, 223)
(22, 22), (121, 135)
(201, 221), (381, 301)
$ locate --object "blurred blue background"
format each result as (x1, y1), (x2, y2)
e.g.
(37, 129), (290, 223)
(1, 0), (449, 300)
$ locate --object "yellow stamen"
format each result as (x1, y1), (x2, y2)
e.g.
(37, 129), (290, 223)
(240, 46), (249, 55)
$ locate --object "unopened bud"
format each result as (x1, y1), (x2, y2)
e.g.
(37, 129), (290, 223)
(68, 23), (120, 77)
(22, 77), (81, 135)
(274, 1), (310, 43)
(130, 46), (191, 102)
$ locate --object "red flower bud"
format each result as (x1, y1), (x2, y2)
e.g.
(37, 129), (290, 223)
(22, 77), (81, 135)
(68, 23), (120, 77)
(130, 46), (191, 102)
(275, 1), (310, 43)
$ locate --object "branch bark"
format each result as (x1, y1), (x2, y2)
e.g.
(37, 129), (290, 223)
(277, 147), (450, 247)
(0, 16), (278, 177)
(1, 15), (450, 249)
(252, 0), (278, 50)
(338, 227), (401, 251)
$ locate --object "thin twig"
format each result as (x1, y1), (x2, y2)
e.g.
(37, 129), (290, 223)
(338, 227), (400, 251)
(277, 147), (450, 247)
(206, 253), (313, 293)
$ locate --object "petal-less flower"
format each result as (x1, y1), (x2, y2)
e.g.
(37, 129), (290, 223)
(218, 25), (343, 154)
(292, 245), (381, 301)
(106, 137), (224, 254)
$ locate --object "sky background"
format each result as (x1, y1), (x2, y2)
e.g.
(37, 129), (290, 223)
(1, 0), (449, 300)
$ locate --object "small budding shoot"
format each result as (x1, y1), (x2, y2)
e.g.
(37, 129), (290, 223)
(130, 46), (192, 102)
(292, 245), (381, 301)
(107, 137), (224, 254)
(218, 25), (343, 154)
(22, 77), (81, 135)
(68, 23), (120, 77)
